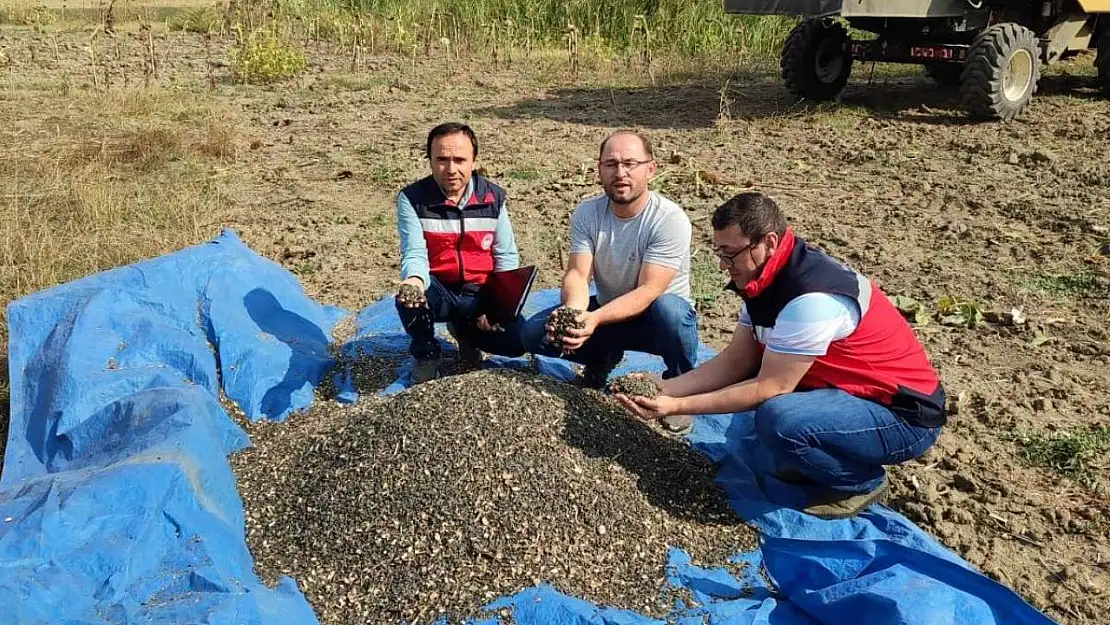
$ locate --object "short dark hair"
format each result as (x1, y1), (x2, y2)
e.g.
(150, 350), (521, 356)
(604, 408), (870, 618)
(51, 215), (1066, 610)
(712, 192), (788, 240)
(598, 130), (653, 161)
(426, 122), (478, 159)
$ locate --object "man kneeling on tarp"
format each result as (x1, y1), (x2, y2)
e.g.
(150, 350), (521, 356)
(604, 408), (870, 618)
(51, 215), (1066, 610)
(394, 122), (528, 383)
(614, 192), (946, 520)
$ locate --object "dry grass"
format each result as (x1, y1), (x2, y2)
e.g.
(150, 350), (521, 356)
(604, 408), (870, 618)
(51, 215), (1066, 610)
(0, 86), (241, 426)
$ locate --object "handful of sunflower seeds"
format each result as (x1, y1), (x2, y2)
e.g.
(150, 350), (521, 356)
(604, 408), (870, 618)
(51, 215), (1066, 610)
(548, 305), (585, 350)
(397, 282), (427, 307)
(608, 374), (661, 398)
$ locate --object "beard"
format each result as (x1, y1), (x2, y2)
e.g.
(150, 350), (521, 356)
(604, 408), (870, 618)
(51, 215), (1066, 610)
(604, 181), (645, 206)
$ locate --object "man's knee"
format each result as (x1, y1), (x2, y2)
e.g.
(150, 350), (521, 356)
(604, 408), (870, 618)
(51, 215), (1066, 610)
(646, 294), (695, 332)
(754, 393), (810, 450)
(520, 308), (555, 353)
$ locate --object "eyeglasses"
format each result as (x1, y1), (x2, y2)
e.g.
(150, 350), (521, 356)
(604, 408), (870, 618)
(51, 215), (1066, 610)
(714, 236), (763, 267)
(598, 158), (653, 172)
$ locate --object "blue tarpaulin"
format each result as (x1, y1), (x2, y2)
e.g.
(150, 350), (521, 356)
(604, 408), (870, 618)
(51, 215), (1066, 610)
(0, 230), (1057, 624)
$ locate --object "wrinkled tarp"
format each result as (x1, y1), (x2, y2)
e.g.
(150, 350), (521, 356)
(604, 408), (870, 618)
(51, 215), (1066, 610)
(0, 229), (1056, 625)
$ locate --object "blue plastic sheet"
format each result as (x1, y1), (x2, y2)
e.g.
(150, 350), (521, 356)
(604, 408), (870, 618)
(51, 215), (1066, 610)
(0, 229), (1057, 625)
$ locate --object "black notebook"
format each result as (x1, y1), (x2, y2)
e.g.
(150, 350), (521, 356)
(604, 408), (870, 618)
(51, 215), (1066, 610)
(479, 266), (538, 324)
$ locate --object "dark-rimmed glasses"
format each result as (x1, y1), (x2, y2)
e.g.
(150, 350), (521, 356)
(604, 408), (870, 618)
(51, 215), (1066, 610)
(714, 236), (763, 267)
(598, 158), (653, 172)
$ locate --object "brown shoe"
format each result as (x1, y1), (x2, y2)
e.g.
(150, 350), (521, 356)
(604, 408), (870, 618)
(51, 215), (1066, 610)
(802, 476), (889, 520)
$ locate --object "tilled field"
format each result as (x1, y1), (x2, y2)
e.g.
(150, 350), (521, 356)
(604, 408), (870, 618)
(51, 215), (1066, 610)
(231, 369), (758, 623)
(2, 21), (1109, 625)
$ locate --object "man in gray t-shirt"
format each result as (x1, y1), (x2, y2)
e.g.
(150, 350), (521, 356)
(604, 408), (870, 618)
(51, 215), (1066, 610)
(570, 191), (692, 307)
(522, 130), (699, 390)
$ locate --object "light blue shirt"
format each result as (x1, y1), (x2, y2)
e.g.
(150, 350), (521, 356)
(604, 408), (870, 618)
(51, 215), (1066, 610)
(396, 177), (520, 286)
(739, 292), (861, 356)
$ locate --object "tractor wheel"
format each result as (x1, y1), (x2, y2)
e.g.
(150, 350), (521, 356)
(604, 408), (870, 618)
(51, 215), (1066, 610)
(924, 62), (963, 87)
(781, 18), (853, 101)
(960, 23), (1041, 121)
(1096, 30), (1110, 97)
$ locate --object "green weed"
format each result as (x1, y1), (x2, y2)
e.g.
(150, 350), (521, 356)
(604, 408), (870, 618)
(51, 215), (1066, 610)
(1005, 426), (1110, 487)
(507, 167), (541, 181)
(370, 165), (404, 184)
(167, 5), (224, 34)
(230, 26), (308, 84)
(1029, 270), (1105, 298)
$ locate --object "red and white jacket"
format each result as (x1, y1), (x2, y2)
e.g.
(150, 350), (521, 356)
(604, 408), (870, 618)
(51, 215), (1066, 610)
(399, 175), (508, 288)
(735, 228), (947, 427)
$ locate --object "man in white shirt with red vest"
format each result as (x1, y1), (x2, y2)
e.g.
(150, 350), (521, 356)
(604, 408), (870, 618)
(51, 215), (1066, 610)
(395, 123), (526, 383)
(616, 192), (946, 520)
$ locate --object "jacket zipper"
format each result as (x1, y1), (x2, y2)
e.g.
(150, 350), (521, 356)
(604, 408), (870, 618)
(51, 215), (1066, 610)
(456, 206), (466, 284)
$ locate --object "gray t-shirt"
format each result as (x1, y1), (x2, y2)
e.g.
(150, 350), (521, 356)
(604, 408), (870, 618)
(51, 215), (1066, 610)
(569, 191), (692, 306)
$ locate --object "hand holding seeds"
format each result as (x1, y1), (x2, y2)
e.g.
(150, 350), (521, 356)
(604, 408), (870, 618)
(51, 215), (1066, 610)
(607, 373), (662, 399)
(397, 280), (427, 309)
(546, 305), (585, 351)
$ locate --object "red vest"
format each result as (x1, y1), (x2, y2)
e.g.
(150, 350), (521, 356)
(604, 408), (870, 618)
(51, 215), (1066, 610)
(401, 175), (505, 287)
(739, 228), (946, 426)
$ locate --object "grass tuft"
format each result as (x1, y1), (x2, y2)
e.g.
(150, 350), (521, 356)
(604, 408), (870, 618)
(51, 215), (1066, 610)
(1005, 426), (1110, 488)
(167, 5), (225, 34)
(265, 0), (795, 61)
(1029, 270), (1106, 298)
(231, 26), (309, 83)
(0, 87), (239, 343)
(507, 167), (541, 181)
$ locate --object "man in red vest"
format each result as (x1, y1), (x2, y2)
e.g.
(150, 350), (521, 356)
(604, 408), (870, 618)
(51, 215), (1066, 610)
(395, 123), (526, 383)
(616, 192), (946, 519)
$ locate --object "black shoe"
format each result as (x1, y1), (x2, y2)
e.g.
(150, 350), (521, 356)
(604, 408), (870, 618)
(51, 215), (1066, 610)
(410, 356), (441, 384)
(580, 362), (616, 390)
(447, 322), (482, 365)
(579, 349), (623, 389)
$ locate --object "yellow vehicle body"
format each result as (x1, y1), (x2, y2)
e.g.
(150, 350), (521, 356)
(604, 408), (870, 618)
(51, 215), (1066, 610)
(1078, 0), (1110, 12)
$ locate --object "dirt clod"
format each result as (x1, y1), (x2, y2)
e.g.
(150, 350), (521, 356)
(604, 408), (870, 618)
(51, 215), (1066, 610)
(232, 370), (757, 623)
(952, 473), (978, 493)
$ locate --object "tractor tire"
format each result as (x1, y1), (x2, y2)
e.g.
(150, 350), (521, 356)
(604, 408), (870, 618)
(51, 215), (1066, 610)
(1096, 30), (1110, 97)
(960, 23), (1041, 121)
(781, 19), (853, 102)
(924, 62), (963, 87)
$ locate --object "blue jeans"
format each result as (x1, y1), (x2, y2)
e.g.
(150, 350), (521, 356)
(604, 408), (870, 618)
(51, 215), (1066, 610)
(521, 294), (699, 379)
(754, 388), (941, 494)
(395, 276), (526, 360)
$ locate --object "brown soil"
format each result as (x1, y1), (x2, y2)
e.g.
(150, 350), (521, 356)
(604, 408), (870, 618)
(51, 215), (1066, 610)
(2, 25), (1109, 625)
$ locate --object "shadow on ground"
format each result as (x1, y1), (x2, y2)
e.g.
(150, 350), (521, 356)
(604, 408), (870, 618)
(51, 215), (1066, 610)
(477, 70), (1103, 129)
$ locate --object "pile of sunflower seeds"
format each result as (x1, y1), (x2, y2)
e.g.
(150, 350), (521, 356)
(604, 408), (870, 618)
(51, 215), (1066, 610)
(232, 369), (757, 624)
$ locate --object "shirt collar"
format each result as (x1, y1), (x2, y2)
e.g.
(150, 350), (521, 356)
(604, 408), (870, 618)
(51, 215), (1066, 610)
(440, 177), (474, 207)
(723, 227), (797, 299)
